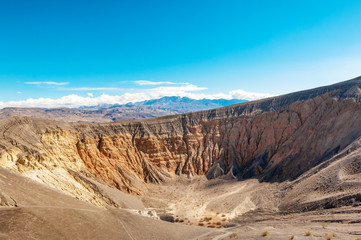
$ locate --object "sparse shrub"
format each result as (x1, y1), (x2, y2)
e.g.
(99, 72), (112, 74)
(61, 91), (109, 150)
(221, 214), (226, 217)
(289, 235), (295, 240)
(203, 217), (213, 222)
(175, 218), (179, 222)
(229, 233), (238, 238)
(325, 234), (332, 240)
(216, 222), (222, 225)
(198, 222), (204, 226)
(179, 219), (184, 223)
(262, 231), (268, 237)
(332, 233), (336, 237)
(321, 222), (328, 229)
(305, 231), (312, 236)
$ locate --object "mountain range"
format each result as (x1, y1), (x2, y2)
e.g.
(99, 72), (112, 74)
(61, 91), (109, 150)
(0, 97), (247, 122)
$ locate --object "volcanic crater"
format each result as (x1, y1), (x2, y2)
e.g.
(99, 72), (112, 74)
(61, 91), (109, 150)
(1, 77), (361, 239)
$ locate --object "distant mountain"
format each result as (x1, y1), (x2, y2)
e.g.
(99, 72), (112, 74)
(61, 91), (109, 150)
(137, 96), (246, 112)
(0, 97), (247, 122)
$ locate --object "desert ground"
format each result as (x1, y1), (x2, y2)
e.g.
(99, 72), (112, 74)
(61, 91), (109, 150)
(142, 176), (361, 240)
(2, 166), (360, 240)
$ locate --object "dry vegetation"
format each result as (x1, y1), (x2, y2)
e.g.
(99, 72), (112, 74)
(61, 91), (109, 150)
(228, 233), (238, 238)
(325, 234), (333, 240)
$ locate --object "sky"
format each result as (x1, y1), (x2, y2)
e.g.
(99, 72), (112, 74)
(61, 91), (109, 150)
(1, 0), (361, 108)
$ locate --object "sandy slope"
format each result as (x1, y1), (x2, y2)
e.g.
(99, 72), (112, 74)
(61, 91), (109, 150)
(0, 167), (210, 240)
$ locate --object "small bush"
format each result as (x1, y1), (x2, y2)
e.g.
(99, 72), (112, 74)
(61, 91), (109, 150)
(204, 217), (212, 221)
(289, 235), (295, 240)
(305, 231), (312, 236)
(262, 231), (268, 237)
(216, 222), (222, 225)
(229, 233), (238, 238)
(325, 234), (332, 240)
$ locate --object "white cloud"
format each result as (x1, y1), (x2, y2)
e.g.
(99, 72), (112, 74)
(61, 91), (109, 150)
(25, 81), (69, 86)
(17, 92), (23, 94)
(134, 80), (189, 85)
(229, 89), (272, 101)
(69, 87), (123, 91)
(0, 84), (271, 109)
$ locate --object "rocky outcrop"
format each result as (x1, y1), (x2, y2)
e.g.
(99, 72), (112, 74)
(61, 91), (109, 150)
(1, 76), (361, 204)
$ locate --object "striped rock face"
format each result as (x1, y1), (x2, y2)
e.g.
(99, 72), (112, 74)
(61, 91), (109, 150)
(0, 77), (361, 208)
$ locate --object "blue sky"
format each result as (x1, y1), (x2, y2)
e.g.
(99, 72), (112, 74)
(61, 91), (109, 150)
(1, 0), (361, 108)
